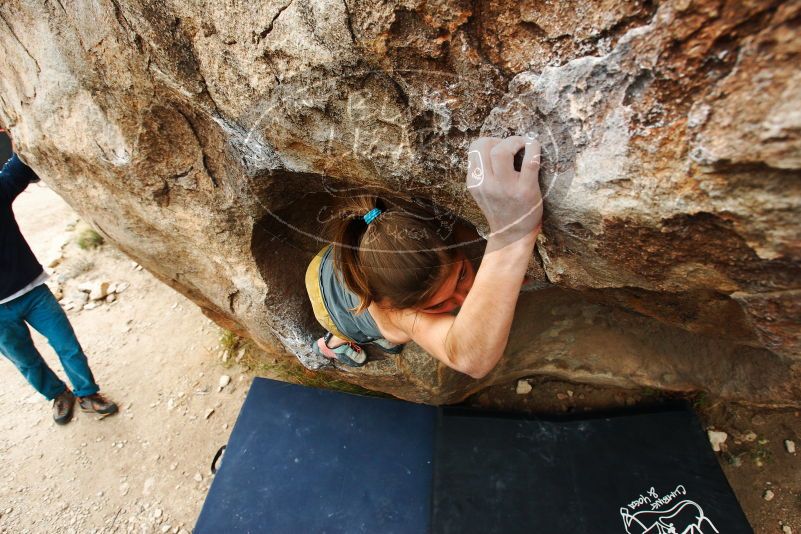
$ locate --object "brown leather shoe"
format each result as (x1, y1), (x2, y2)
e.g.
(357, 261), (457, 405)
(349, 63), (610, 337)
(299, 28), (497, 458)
(78, 393), (119, 417)
(53, 389), (75, 425)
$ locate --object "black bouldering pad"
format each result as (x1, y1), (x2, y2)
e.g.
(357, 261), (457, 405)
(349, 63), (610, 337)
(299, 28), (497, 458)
(195, 379), (750, 533)
(194, 377), (436, 534)
(432, 408), (752, 534)
(0, 132), (11, 167)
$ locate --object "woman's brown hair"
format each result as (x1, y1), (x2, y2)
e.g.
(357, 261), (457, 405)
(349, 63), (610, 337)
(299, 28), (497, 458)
(325, 194), (460, 314)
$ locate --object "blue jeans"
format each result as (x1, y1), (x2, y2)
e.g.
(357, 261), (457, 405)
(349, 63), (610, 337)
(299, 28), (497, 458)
(0, 284), (99, 399)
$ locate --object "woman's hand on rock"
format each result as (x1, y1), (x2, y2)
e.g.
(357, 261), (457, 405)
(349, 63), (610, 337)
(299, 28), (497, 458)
(466, 134), (543, 248)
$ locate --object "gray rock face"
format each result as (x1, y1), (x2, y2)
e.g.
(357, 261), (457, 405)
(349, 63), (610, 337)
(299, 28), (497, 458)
(0, 0), (798, 404)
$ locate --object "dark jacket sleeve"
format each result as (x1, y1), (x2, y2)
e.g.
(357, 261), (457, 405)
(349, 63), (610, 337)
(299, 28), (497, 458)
(0, 153), (40, 205)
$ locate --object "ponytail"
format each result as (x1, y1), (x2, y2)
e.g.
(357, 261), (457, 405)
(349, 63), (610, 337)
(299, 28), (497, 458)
(326, 194), (458, 314)
(327, 195), (385, 313)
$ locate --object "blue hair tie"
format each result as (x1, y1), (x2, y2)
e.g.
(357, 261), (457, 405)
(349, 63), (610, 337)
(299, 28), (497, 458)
(363, 207), (382, 225)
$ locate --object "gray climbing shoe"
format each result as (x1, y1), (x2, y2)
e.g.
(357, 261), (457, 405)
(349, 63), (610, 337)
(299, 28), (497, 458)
(313, 332), (367, 367)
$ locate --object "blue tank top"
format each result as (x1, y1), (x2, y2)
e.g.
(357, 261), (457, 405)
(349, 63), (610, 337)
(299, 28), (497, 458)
(319, 245), (383, 343)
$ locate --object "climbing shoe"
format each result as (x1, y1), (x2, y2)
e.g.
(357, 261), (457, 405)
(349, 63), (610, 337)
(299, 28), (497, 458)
(313, 332), (367, 367)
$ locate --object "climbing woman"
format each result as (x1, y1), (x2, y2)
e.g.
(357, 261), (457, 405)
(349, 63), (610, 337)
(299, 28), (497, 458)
(304, 134), (543, 378)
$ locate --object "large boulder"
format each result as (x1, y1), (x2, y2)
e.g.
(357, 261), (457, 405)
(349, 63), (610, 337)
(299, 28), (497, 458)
(1, 0), (798, 405)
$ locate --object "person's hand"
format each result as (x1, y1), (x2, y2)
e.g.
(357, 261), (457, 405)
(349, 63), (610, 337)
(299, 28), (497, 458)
(466, 134), (543, 248)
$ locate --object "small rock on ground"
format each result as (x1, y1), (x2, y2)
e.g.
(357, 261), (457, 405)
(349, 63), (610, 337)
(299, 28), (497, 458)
(218, 375), (231, 391)
(708, 430), (728, 452)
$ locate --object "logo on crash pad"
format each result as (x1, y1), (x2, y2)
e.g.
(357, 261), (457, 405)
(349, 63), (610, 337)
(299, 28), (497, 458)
(620, 484), (719, 534)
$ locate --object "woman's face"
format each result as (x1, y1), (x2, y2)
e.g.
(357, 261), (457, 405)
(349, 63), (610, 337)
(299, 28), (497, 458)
(417, 251), (476, 314)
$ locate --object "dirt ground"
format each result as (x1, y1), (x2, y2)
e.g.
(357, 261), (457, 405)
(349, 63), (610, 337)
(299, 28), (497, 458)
(1, 183), (798, 533)
(0, 184), (249, 534)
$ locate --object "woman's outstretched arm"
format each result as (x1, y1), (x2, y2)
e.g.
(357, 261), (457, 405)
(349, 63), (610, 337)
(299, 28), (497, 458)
(389, 135), (543, 378)
(390, 231), (537, 378)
